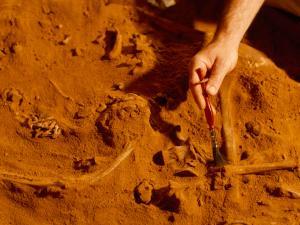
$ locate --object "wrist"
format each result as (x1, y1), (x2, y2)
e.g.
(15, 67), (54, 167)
(212, 31), (241, 51)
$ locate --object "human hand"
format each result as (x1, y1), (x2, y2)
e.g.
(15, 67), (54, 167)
(189, 40), (238, 109)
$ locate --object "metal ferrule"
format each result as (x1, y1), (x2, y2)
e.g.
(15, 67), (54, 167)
(209, 128), (219, 160)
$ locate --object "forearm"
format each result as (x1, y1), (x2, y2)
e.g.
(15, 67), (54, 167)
(213, 0), (265, 47)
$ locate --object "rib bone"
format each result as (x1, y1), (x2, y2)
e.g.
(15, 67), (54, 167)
(0, 143), (134, 189)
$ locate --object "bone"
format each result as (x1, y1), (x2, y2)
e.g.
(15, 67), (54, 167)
(26, 114), (62, 139)
(0, 171), (66, 188)
(70, 143), (134, 187)
(219, 73), (240, 205)
(223, 160), (298, 175)
(220, 73), (238, 164)
(48, 78), (75, 102)
(0, 143), (134, 189)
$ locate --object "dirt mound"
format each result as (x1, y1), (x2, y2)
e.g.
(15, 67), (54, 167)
(96, 93), (152, 148)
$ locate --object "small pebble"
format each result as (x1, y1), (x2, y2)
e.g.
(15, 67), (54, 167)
(0, 50), (5, 58)
(71, 48), (82, 56)
(92, 34), (103, 45)
(242, 175), (250, 184)
(240, 151), (249, 160)
(60, 35), (71, 45)
(10, 43), (22, 54)
(113, 82), (125, 91)
(56, 24), (63, 29)
(175, 125), (188, 142)
(74, 108), (90, 119)
(256, 200), (269, 206)
(96, 103), (107, 113)
(73, 157), (96, 172)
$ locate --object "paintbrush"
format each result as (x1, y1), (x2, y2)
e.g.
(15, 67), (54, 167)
(196, 68), (227, 167)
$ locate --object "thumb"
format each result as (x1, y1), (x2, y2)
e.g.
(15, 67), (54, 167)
(206, 60), (228, 96)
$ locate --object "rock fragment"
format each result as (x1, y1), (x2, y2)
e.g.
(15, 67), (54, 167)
(162, 145), (199, 177)
(151, 181), (186, 213)
(245, 121), (261, 137)
(2, 88), (23, 106)
(34, 186), (62, 198)
(10, 43), (23, 54)
(135, 180), (199, 214)
(265, 184), (300, 199)
(74, 107), (91, 119)
(73, 157), (96, 172)
(92, 34), (103, 45)
(108, 30), (122, 59)
(174, 125), (188, 143)
(0, 49), (5, 58)
(135, 180), (154, 204)
(174, 167), (199, 177)
(56, 24), (63, 29)
(71, 48), (82, 56)
(96, 103), (107, 113)
(59, 35), (71, 45)
(112, 82), (125, 91)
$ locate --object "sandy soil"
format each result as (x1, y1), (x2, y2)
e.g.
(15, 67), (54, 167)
(0, 1), (299, 224)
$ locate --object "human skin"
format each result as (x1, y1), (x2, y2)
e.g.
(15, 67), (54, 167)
(189, 0), (265, 109)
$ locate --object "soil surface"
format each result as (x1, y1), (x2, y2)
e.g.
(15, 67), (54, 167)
(0, 1), (299, 225)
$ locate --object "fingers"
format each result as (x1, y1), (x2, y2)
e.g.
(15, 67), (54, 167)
(206, 59), (229, 96)
(194, 61), (207, 81)
(189, 59), (207, 109)
(190, 84), (206, 109)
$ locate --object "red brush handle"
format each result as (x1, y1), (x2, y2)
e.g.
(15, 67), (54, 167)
(196, 68), (215, 129)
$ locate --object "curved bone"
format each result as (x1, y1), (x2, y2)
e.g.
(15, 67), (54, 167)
(0, 143), (134, 189)
(219, 73), (238, 164)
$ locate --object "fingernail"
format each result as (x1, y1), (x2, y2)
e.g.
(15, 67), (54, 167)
(207, 86), (217, 95)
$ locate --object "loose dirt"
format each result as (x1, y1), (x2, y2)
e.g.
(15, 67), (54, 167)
(0, 1), (299, 225)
